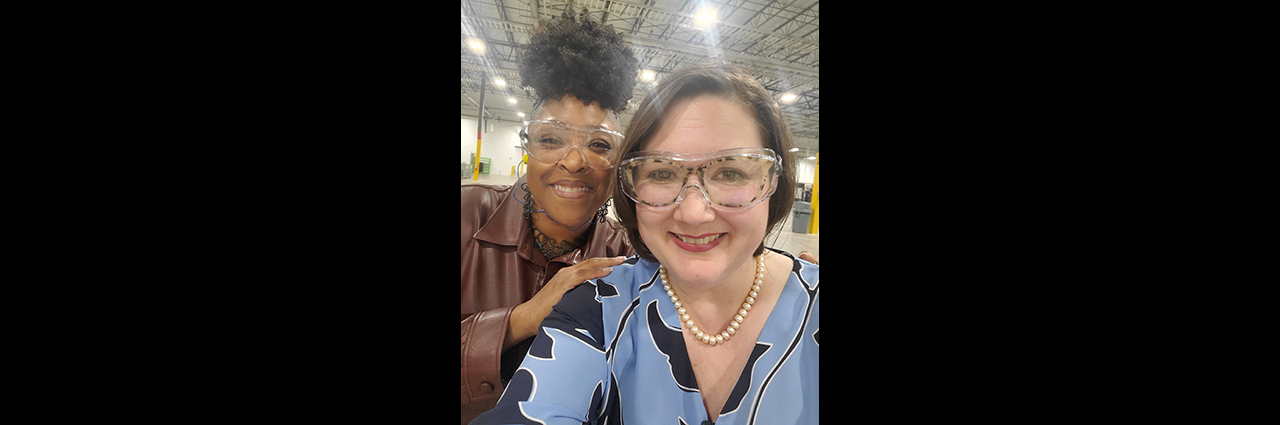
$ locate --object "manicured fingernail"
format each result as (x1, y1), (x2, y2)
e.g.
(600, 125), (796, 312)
(602, 267), (613, 273)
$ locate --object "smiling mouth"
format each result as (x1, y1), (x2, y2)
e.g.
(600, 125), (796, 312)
(674, 233), (725, 245)
(552, 184), (593, 193)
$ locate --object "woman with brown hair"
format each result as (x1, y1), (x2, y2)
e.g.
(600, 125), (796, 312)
(473, 62), (819, 425)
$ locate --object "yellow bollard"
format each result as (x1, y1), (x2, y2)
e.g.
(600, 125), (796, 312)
(807, 153), (819, 234)
(473, 131), (482, 181)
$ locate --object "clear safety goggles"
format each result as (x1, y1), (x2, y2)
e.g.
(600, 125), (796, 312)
(519, 119), (625, 170)
(618, 147), (782, 210)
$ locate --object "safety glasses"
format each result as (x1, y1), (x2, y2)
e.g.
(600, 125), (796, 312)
(618, 147), (781, 210)
(520, 120), (625, 170)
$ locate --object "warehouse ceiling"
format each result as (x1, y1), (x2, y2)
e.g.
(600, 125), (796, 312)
(461, 0), (819, 158)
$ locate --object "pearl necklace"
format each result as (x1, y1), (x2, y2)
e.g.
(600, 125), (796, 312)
(660, 254), (766, 346)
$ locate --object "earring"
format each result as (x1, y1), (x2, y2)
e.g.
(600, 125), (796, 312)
(594, 199), (611, 224)
(521, 181), (535, 220)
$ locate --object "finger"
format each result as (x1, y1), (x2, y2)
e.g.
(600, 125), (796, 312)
(558, 257), (627, 291)
(571, 256), (625, 274)
(574, 263), (616, 281)
(585, 256), (628, 267)
(798, 251), (818, 264)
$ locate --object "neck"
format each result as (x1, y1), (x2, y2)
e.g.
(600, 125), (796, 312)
(665, 253), (763, 310)
(520, 177), (595, 256)
(530, 213), (591, 246)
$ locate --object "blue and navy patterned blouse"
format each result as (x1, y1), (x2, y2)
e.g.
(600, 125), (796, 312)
(472, 248), (819, 425)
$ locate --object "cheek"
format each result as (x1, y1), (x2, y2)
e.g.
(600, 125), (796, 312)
(724, 205), (771, 240)
(524, 162), (551, 201)
(636, 207), (671, 241)
(636, 206), (665, 230)
(635, 207), (678, 264)
(527, 161), (552, 178)
(590, 168), (612, 200)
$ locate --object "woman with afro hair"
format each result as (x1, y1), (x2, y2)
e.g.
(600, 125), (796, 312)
(461, 9), (639, 423)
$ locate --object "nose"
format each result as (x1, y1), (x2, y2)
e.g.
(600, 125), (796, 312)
(557, 145), (589, 173)
(672, 182), (715, 225)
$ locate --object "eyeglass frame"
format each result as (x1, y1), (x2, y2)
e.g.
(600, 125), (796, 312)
(617, 147), (783, 210)
(518, 119), (626, 170)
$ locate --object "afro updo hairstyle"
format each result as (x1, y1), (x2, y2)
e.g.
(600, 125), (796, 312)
(518, 8), (639, 115)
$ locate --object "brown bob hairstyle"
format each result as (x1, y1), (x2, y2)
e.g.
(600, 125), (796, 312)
(612, 61), (797, 262)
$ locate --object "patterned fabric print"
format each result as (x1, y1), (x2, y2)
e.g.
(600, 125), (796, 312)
(472, 248), (819, 425)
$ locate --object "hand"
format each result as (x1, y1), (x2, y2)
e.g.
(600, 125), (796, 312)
(798, 251), (819, 265)
(505, 256), (628, 351)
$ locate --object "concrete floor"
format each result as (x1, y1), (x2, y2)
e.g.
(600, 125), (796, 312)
(463, 174), (819, 261)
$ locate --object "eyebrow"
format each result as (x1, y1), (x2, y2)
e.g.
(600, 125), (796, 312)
(581, 124), (618, 132)
(543, 120), (616, 131)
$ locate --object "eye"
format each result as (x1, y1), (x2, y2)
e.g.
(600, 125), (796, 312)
(647, 169), (677, 181)
(588, 138), (612, 150)
(713, 168), (748, 182)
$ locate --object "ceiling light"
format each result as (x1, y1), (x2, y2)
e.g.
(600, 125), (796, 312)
(807, 156), (817, 160)
(517, 112), (525, 118)
(640, 69), (656, 82)
(694, 8), (717, 26)
(493, 77), (506, 87)
(779, 92), (798, 104)
(789, 148), (800, 152)
(466, 38), (485, 55)
(508, 97), (517, 104)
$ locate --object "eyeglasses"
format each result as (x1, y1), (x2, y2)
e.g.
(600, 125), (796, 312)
(520, 120), (625, 170)
(618, 147), (782, 210)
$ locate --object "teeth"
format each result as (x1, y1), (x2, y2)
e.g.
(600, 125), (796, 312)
(554, 185), (592, 193)
(678, 234), (723, 245)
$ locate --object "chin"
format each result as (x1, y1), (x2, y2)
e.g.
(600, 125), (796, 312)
(653, 251), (724, 286)
(533, 205), (583, 223)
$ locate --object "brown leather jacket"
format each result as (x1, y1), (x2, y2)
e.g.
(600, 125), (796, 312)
(460, 176), (633, 423)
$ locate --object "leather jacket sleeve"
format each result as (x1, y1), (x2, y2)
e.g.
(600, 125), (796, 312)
(460, 307), (513, 415)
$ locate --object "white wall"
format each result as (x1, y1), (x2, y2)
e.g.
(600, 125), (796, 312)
(795, 157), (817, 184)
(460, 117), (525, 177)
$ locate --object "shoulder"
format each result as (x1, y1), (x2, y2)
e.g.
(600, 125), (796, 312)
(461, 182), (518, 230)
(546, 256), (654, 351)
(596, 256), (656, 301)
(554, 256), (652, 317)
(460, 184), (501, 219)
(460, 183), (513, 209)
(549, 257), (654, 322)
(546, 279), (610, 351)
(771, 248), (818, 290)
